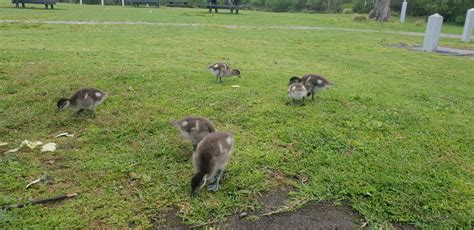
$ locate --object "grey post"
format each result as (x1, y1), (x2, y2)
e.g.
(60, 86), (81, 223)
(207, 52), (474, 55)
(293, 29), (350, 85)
(462, 9), (474, 42)
(122, 0), (124, 6)
(423, 13), (443, 52)
(400, 0), (407, 23)
(79, 0), (82, 5)
(101, 0), (104, 6)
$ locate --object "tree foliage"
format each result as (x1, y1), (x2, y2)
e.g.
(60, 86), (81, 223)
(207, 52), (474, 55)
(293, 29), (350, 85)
(391, 0), (474, 24)
(354, 0), (474, 24)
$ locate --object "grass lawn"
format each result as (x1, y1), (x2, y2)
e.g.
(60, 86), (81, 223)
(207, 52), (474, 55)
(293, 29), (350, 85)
(1, 3), (473, 229)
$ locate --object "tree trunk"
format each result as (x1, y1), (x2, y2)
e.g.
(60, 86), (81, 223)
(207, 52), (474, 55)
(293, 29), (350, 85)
(369, 0), (391, 22)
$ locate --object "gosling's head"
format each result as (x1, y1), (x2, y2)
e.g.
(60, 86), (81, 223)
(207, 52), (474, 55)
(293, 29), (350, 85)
(288, 76), (301, 85)
(56, 98), (70, 112)
(231, 69), (241, 78)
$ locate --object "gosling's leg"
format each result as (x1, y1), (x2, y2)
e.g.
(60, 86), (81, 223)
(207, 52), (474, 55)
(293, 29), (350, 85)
(75, 109), (84, 117)
(207, 169), (223, 191)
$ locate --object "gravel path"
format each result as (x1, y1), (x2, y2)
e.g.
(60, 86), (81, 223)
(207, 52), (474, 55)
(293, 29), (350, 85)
(0, 19), (462, 39)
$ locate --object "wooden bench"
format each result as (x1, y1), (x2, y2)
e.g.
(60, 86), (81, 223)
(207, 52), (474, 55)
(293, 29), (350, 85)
(126, 0), (160, 7)
(12, 0), (57, 9)
(166, 0), (188, 7)
(207, 0), (241, 13)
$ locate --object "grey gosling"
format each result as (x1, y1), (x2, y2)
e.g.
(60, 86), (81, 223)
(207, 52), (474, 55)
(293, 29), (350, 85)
(191, 132), (234, 196)
(208, 63), (241, 83)
(289, 74), (332, 100)
(288, 79), (308, 106)
(57, 87), (107, 117)
(173, 116), (216, 150)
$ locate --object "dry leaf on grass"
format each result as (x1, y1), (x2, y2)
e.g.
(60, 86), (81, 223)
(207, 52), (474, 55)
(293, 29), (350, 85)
(41, 143), (57, 152)
(4, 140), (56, 154)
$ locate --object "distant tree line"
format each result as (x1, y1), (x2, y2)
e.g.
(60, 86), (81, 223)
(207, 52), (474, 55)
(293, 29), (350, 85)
(354, 0), (474, 24)
(58, 0), (474, 24)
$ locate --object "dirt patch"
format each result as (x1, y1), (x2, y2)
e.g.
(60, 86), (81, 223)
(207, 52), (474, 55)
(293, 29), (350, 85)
(152, 181), (363, 229)
(260, 188), (289, 213)
(217, 186), (363, 229)
(151, 207), (187, 230)
(220, 201), (363, 230)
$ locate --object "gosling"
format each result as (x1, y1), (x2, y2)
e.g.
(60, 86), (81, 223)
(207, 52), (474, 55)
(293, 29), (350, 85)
(288, 80), (308, 106)
(57, 87), (107, 117)
(173, 116), (216, 150)
(191, 132), (234, 196)
(208, 63), (241, 83)
(290, 74), (332, 100)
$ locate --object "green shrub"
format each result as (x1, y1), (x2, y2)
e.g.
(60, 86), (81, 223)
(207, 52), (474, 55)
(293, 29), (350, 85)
(353, 15), (367, 21)
(414, 19), (424, 27)
(343, 8), (353, 14)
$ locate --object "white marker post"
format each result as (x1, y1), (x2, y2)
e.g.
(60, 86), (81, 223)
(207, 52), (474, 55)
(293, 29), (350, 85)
(462, 9), (474, 42)
(122, 0), (125, 6)
(79, 0), (82, 5)
(101, 0), (104, 6)
(423, 13), (443, 52)
(400, 0), (407, 23)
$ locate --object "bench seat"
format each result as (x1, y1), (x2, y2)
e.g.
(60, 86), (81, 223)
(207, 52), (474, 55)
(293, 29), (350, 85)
(12, 0), (57, 9)
(126, 0), (160, 7)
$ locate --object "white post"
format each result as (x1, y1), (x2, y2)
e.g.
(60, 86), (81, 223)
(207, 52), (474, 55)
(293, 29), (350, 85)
(122, 0), (124, 6)
(79, 0), (82, 5)
(101, 0), (104, 6)
(462, 9), (474, 42)
(400, 0), (407, 23)
(423, 13), (443, 52)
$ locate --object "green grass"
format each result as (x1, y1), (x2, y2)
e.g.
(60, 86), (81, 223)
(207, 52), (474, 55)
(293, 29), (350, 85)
(1, 3), (473, 229)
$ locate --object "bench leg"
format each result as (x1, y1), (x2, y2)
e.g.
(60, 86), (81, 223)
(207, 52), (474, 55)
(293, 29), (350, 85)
(15, 2), (19, 8)
(215, 8), (218, 13)
(45, 4), (48, 9)
(21, 3), (25, 7)
(236, 9), (238, 14)
(208, 7), (211, 13)
(51, 4), (54, 9)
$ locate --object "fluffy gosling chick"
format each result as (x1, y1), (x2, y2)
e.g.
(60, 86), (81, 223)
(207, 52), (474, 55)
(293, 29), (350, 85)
(57, 88), (107, 117)
(291, 74), (332, 100)
(208, 63), (241, 83)
(191, 132), (234, 196)
(288, 82), (308, 106)
(173, 116), (216, 150)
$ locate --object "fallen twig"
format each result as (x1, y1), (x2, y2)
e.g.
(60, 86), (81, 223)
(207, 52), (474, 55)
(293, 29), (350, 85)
(55, 133), (74, 138)
(261, 199), (309, 217)
(2, 192), (78, 210)
(25, 175), (54, 189)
